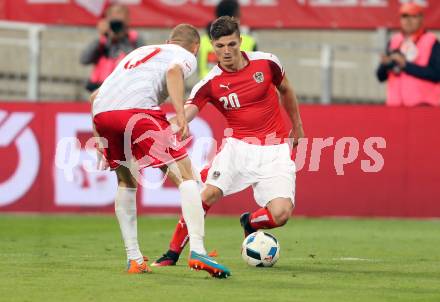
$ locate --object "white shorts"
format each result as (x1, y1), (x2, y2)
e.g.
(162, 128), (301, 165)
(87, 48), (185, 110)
(205, 137), (296, 207)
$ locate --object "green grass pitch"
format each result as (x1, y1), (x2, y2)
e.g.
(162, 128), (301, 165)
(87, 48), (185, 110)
(1, 215), (439, 302)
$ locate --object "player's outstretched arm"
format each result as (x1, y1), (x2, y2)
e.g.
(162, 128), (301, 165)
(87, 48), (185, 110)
(89, 89), (100, 139)
(89, 89), (109, 170)
(89, 89), (99, 139)
(277, 76), (304, 148)
(89, 89), (99, 105)
(167, 104), (199, 132)
(183, 104), (199, 123)
(166, 64), (189, 139)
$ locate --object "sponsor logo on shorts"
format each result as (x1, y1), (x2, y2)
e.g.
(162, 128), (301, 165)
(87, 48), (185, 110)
(212, 171), (221, 179)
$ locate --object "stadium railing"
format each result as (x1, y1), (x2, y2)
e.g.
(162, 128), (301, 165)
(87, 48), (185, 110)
(3, 22), (436, 104)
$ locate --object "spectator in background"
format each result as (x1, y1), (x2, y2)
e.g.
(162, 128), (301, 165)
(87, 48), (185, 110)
(80, 4), (145, 92)
(198, 0), (257, 79)
(376, 3), (440, 106)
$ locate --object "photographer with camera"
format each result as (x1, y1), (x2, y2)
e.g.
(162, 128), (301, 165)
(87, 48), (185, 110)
(80, 4), (145, 92)
(376, 3), (440, 106)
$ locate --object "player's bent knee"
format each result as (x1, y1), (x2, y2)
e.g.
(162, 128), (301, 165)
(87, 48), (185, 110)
(118, 180), (137, 189)
(270, 209), (290, 226)
(205, 190), (222, 205)
(202, 185), (223, 205)
(276, 209), (291, 226)
(267, 198), (293, 226)
(116, 171), (137, 188)
(171, 158), (198, 183)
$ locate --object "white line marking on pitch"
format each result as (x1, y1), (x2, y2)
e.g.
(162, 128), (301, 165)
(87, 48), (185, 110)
(332, 257), (379, 261)
(282, 257), (382, 262)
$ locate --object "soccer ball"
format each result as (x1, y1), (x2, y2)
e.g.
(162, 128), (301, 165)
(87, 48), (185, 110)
(241, 231), (280, 267)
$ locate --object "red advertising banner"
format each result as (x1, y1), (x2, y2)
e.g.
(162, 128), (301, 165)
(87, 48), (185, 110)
(1, 102), (440, 217)
(0, 0), (439, 29)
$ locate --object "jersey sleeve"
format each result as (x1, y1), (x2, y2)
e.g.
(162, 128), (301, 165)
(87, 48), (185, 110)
(169, 52), (197, 79)
(267, 53), (285, 86)
(186, 79), (211, 111)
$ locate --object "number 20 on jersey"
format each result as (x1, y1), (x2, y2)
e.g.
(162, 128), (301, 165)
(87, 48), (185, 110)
(219, 93), (241, 109)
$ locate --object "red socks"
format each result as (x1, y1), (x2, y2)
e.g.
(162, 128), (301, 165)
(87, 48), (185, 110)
(249, 207), (278, 230)
(168, 217), (189, 254)
(168, 204), (279, 253)
(169, 201), (211, 254)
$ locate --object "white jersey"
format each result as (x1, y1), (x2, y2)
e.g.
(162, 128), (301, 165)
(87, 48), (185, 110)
(93, 43), (197, 116)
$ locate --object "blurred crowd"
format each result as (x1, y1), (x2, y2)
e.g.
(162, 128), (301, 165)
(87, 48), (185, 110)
(80, 1), (439, 107)
(376, 3), (440, 106)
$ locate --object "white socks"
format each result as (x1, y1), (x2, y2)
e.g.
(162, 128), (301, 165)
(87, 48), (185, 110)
(115, 181), (206, 261)
(179, 180), (206, 255)
(115, 186), (143, 264)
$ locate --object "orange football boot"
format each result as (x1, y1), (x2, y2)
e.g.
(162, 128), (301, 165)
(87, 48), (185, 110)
(127, 256), (152, 274)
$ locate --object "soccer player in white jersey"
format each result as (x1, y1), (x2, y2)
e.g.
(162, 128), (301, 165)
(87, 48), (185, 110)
(91, 24), (230, 278)
(153, 17), (304, 266)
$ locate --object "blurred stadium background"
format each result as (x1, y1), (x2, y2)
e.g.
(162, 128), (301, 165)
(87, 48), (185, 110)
(1, 0), (440, 216)
(0, 1), (438, 104)
(0, 25), (395, 103)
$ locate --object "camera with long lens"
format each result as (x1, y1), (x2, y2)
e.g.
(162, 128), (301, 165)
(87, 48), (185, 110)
(385, 49), (404, 74)
(109, 19), (125, 35)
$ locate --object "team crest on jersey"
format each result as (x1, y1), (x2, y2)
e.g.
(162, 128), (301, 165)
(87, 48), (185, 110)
(253, 72), (264, 83)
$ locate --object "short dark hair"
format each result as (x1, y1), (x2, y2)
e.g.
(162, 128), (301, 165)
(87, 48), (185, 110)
(215, 0), (240, 18)
(210, 16), (240, 41)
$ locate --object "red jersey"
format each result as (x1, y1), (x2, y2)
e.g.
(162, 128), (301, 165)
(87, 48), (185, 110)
(187, 51), (288, 144)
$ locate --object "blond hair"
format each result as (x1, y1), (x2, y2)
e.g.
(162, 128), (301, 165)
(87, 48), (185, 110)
(169, 24), (200, 50)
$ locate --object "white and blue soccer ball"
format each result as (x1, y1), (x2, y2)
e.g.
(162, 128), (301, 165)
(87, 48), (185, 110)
(241, 231), (280, 267)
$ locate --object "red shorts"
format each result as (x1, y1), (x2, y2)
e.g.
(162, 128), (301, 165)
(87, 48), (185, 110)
(93, 109), (188, 170)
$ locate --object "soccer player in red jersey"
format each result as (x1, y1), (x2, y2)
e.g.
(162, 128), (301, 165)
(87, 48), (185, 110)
(153, 16), (304, 266)
(91, 24), (230, 278)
